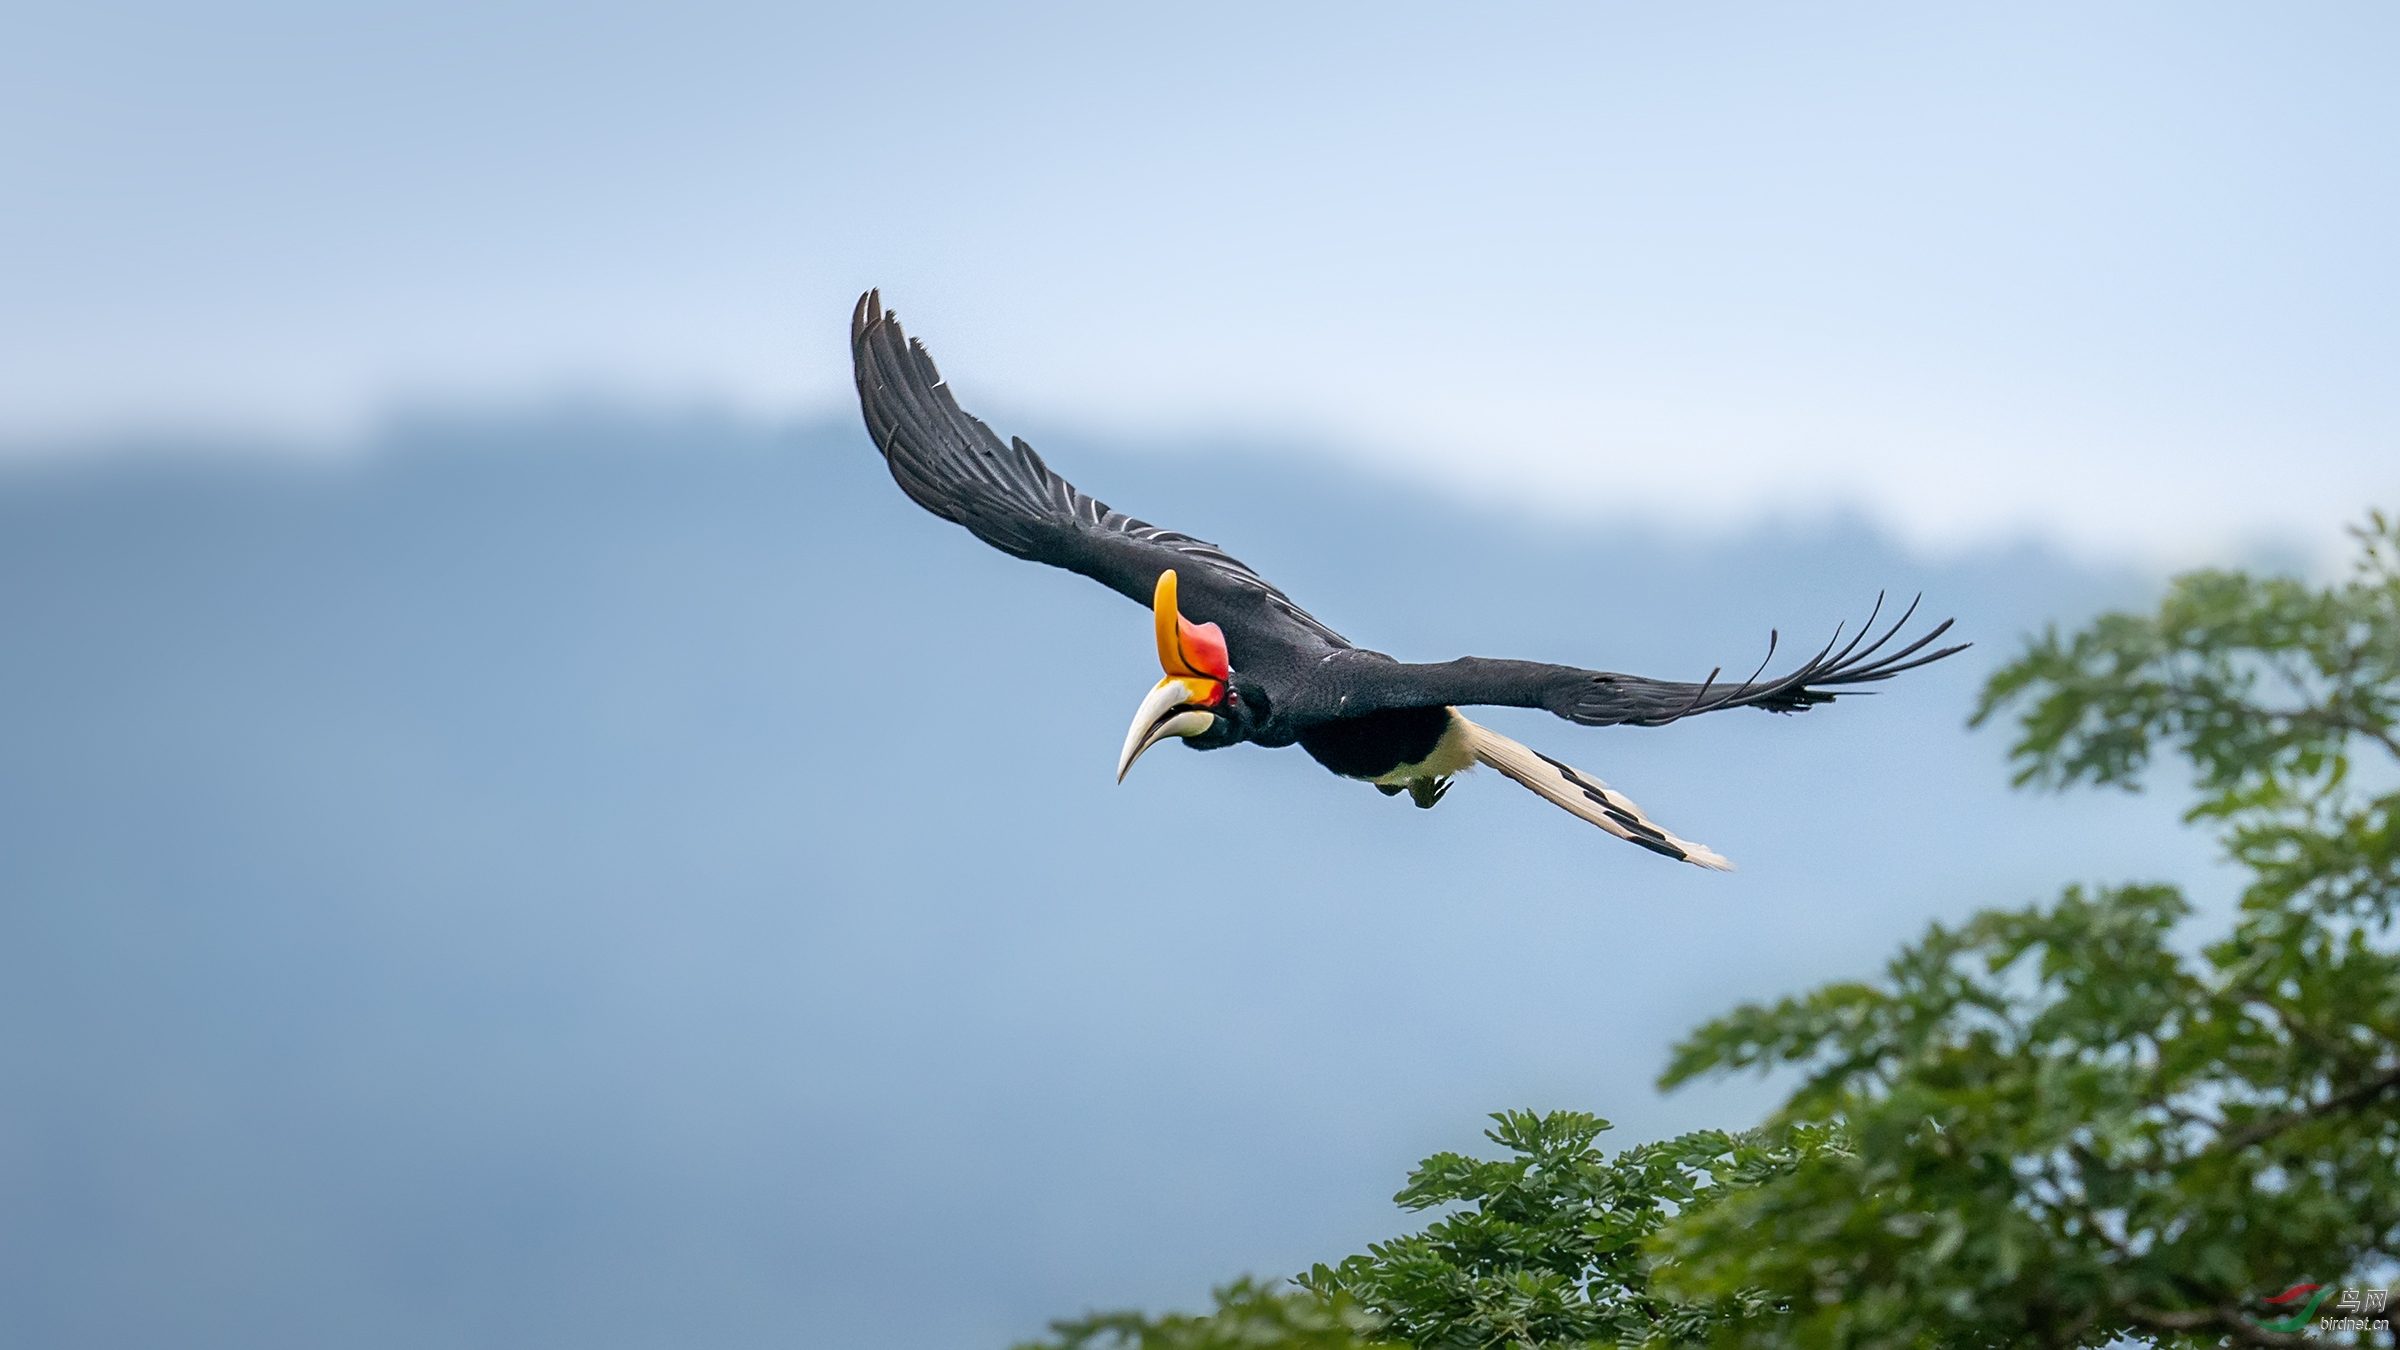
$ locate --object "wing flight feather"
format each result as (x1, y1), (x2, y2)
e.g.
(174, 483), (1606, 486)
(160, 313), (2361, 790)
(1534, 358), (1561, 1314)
(1333, 594), (1968, 728)
(851, 291), (1349, 651)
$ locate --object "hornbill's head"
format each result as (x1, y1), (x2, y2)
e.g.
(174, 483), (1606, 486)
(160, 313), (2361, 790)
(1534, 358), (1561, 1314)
(1116, 569), (1251, 780)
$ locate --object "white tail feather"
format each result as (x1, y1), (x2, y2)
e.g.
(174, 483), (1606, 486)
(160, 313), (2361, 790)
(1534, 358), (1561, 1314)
(1455, 715), (1734, 871)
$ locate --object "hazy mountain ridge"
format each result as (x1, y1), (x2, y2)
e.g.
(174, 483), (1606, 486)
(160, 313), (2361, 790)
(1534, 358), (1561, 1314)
(0, 412), (2221, 1350)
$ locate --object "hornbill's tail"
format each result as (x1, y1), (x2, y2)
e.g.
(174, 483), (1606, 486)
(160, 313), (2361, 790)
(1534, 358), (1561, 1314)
(1456, 716), (1734, 872)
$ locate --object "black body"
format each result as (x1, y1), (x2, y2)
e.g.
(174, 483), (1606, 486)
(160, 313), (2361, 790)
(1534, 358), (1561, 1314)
(1294, 706), (1452, 780)
(850, 291), (1965, 775)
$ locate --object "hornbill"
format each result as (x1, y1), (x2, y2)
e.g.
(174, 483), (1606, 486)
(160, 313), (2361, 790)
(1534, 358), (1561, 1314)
(851, 292), (1966, 869)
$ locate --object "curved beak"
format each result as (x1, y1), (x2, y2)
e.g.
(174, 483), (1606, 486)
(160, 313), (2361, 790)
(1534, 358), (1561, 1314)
(1116, 677), (1219, 782)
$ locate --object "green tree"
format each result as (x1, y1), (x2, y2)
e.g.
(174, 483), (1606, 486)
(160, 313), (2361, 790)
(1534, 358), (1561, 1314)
(1025, 514), (2400, 1350)
(1655, 513), (2400, 1347)
(1031, 1278), (1395, 1350)
(1020, 1114), (1838, 1350)
(1294, 1111), (1836, 1348)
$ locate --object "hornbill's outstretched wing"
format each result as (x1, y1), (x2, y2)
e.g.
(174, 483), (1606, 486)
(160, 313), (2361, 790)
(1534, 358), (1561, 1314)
(851, 291), (1351, 658)
(1324, 595), (1967, 728)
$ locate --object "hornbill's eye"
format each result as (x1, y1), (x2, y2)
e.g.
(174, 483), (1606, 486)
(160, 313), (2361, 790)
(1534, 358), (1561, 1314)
(1115, 570), (1231, 782)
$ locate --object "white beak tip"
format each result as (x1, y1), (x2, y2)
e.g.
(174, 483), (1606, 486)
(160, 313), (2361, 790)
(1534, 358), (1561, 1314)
(1115, 683), (1218, 784)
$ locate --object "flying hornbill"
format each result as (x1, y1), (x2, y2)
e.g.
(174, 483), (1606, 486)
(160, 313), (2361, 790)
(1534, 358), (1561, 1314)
(851, 292), (1966, 869)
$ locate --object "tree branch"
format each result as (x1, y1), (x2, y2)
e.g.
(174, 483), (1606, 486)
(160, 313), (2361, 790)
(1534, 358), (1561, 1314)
(2130, 1304), (2314, 1349)
(2217, 1063), (2400, 1154)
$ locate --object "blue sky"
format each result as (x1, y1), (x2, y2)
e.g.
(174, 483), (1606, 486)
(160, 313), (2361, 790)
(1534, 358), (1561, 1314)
(4, 3), (2395, 553)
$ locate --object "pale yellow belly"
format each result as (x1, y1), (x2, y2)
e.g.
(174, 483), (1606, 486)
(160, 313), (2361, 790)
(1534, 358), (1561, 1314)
(1365, 708), (1477, 786)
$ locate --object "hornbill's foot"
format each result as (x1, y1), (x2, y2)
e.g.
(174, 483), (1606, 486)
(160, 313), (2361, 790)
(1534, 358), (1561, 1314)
(1408, 776), (1452, 809)
(1375, 782), (1405, 797)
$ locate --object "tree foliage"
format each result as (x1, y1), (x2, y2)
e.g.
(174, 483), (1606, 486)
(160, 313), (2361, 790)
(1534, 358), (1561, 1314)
(1028, 1278), (1395, 1350)
(1657, 514), (2400, 1348)
(1025, 514), (2400, 1350)
(1294, 1111), (1838, 1349)
(1019, 1114), (1838, 1350)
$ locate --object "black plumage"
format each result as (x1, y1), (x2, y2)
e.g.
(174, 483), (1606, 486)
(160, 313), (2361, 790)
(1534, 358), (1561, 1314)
(851, 291), (1966, 866)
